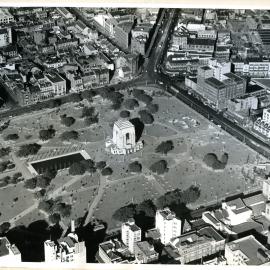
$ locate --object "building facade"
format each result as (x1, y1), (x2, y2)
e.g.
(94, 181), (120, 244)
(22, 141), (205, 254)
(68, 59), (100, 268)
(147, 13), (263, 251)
(121, 219), (141, 253)
(155, 208), (182, 245)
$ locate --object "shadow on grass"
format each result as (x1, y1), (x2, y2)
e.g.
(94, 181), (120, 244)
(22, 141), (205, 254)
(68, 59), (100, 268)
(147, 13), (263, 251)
(130, 118), (144, 142)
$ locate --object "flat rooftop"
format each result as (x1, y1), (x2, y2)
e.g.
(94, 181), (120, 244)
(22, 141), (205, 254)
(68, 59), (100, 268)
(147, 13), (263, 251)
(227, 235), (269, 265)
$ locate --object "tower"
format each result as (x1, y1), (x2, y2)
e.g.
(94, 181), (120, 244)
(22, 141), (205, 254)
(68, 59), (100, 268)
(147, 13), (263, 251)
(121, 218), (141, 253)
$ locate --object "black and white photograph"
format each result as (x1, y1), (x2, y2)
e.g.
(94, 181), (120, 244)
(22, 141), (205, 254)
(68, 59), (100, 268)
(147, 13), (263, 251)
(1, 3), (270, 268)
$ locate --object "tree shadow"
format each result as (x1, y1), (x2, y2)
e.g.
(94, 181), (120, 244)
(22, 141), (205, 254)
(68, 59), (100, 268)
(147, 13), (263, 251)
(130, 118), (144, 142)
(6, 220), (52, 262)
(75, 221), (107, 263)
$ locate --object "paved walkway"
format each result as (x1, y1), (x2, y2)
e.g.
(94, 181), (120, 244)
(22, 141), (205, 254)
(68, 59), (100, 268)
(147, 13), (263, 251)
(84, 174), (107, 226)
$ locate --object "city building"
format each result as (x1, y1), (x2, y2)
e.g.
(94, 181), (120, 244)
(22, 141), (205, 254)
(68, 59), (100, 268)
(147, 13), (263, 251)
(134, 241), (159, 264)
(254, 108), (270, 138)
(155, 208), (182, 245)
(105, 119), (143, 155)
(96, 239), (134, 264)
(0, 237), (21, 263)
(192, 65), (246, 110)
(131, 36), (147, 55)
(167, 226), (225, 264)
(233, 60), (270, 78)
(225, 235), (270, 265)
(45, 72), (67, 96)
(0, 9), (14, 24)
(0, 27), (12, 48)
(44, 223), (86, 263)
(121, 218), (141, 253)
(114, 22), (134, 49)
(221, 198), (252, 226)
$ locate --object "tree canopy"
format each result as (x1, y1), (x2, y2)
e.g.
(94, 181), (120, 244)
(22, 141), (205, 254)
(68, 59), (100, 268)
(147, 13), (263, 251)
(101, 167), (113, 176)
(60, 131), (78, 141)
(39, 127), (56, 141)
(128, 161), (142, 173)
(138, 110), (154, 124)
(17, 143), (41, 157)
(150, 160), (168, 175)
(60, 115), (75, 127)
(155, 140), (174, 155)
(4, 133), (19, 141)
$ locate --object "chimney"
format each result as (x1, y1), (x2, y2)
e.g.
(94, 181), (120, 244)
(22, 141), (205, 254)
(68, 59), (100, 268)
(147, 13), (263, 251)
(71, 220), (75, 233)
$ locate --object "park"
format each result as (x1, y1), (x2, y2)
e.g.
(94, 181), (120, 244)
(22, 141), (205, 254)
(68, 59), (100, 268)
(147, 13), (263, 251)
(0, 83), (263, 232)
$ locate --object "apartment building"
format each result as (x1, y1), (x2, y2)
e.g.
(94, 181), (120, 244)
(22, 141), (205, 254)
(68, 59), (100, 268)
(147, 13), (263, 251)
(155, 208), (181, 245)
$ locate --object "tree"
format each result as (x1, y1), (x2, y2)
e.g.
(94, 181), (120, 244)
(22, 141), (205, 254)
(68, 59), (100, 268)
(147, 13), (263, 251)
(155, 140), (174, 155)
(34, 189), (46, 200)
(111, 100), (122, 111)
(61, 116), (75, 127)
(36, 175), (52, 189)
(136, 200), (156, 217)
(0, 222), (11, 234)
(133, 89), (145, 97)
(136, 93), (153, 104)
(39, 127), (56, 141)
(220, 153), (229, 165)
(139, 110), (154, 124)
(49, 213), (61, 224)
(81, 107), (95, 118)
(129, 161), (142, 173)
(81, 90), (94, 101)
(150, 160), (168, 175)
(120, 110), (130, 118)
(84, 115), (99, 126)
(60, 131), (78, 141)
(112, 204), (136, 222)
(17, 143), (41, 157)
(107, 91), (124, 104)
(0, 147), (11, 158)
(96, 161), (106, 170)
(43, 169), (57, 180)
(101, 167), (113, 176)
(58, 204), (72, 218)
(124, 99), (139, 110)
(147, 103), (159, 114)
(38, 200), (54, 213)
(69, 93), (82, 103)
(4, 133), (19, 141)
(24, 178), (37, 189)
(69, 162), (86, 175)
(48, 99), (61, 108)
(203, 153), (226, 170)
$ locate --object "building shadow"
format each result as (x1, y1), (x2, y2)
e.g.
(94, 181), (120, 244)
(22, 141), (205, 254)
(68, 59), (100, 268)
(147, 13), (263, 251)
(130, 118), (144, 142)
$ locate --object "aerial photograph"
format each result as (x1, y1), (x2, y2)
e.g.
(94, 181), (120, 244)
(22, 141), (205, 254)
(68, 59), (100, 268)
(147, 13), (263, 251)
(1, 6), (270, 266)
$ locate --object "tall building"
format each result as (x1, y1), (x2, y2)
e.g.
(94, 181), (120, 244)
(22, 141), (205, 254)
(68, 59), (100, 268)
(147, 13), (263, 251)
(44, 222), (86, 263)
(195, 65), (246, 110)
(121, 218), (141, 253)
(155, 208), (181, 245)
(0, 237), (21, 263)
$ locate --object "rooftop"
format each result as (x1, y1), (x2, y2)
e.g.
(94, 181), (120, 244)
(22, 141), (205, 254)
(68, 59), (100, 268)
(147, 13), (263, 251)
(227, 235), (270, 265)
(205, 77), (226, 89)
(114, 119), (134, 130)
(0, 237), (9, 257)
(158, 208), (177, 220)
(135, 241), (157, 257)
(187, 37), (216, 46)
